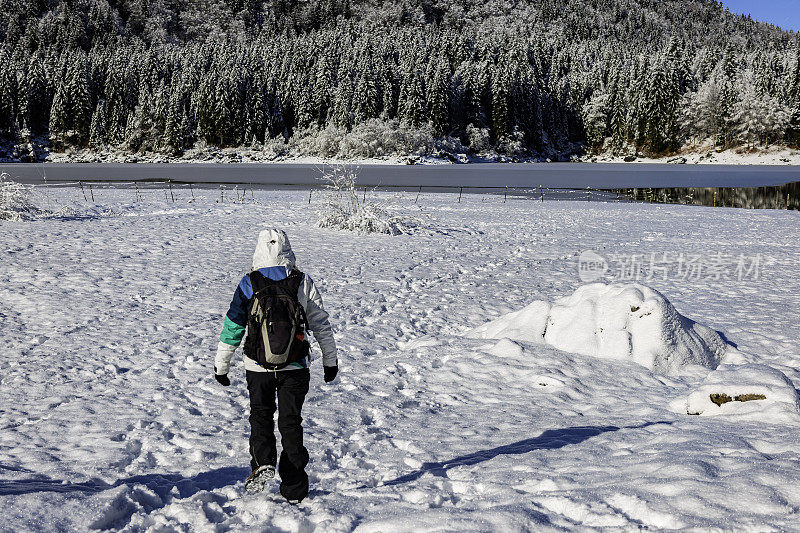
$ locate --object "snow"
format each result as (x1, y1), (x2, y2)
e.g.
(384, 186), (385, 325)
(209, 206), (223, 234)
(2, 186), (800, 531)
(467, 283), (728, 374)
(16, 139), (800, 166)
(673, 364), (800, 422)
(582, 142), (800, 166)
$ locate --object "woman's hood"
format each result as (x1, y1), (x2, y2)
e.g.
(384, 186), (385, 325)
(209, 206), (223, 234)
(252, 229), (296, 270)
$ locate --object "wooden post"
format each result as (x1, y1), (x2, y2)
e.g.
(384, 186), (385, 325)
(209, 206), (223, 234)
(504, 186), (508, 203)
(220, 186), (224, 203)
(250, 183), (255, 202)
(190, 183), (195, 201)
(415, 185), (421, 204)
(458, 186), (463, 203)
(89, 184), (94, 202)
(308, 189), (312, 204)
(168, 181), (175, 202)
(363, 186), (367, 204)
(79, 181), (87, 202)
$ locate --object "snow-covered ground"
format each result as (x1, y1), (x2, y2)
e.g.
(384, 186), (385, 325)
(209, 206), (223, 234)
(2, 187), (800, 531)
(588, 143), (800, 166)
(11, 138), (800, 166)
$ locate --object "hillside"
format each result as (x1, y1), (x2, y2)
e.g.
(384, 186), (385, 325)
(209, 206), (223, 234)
(0, 0), (799, 162)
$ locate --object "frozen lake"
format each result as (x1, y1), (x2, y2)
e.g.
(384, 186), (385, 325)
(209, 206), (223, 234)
(3, 162), (800, 188)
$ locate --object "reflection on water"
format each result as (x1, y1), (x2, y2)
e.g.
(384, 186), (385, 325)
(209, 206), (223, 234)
(621, 182), (800, 210)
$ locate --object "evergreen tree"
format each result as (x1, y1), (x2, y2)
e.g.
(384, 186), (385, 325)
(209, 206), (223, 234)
(400, 69), (426, 127)
(312, 56), (332, 126)
(582, 89), (608, 151)
(331, 62), (353, 128)
(0, 57), (17, 137)
(89, 101), (108, 148)
(23, 56), (49, 134)
(428, 59), (449, 135)
(163, 86), (185, 154)
(786, 47), (800, 146)
(352, 63), (378, 124)
(491, 67), (509, 140)
(48, 81), (68, 147)
(66, 55), (91, 144)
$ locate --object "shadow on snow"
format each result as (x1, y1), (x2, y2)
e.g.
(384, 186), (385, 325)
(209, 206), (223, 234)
(380, 421), (672, 487)
(0, 465), (250, 498)
(2, 421), (674, 496)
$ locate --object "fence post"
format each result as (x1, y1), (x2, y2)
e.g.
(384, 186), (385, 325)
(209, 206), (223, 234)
(504, 186), (508, 203)
(458, 186), (463, 203)
(308, 189), (312, 204)
(79, 181), (87, 202)
(415, 186), (421, 204)
(220, 185), (224, 203)
(190, 183), (195, 201)
(89, 184), (94, 203)
(363, 186), (367, 204)
(169, 180), (175, 202)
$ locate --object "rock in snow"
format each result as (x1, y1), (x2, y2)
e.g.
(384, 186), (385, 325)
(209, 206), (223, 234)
(467, 283), (728, 374)
(675, 364), (800, 421)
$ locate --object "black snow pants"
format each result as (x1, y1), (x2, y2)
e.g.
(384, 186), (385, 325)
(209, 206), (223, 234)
(246, 368), (310, 502)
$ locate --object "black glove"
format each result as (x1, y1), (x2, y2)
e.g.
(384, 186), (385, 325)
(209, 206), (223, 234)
(214, 367), (230, 387)
(323, 365), (338, 383)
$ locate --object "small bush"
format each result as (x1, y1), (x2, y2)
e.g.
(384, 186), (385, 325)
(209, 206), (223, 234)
(0, 173), (41, 221)
(316, 166), (422, 235)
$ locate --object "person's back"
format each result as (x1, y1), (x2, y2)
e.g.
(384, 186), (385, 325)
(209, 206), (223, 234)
(213, 228), (338, 503)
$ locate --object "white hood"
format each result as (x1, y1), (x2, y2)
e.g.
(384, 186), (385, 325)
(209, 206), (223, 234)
(252, 229), (296, 270)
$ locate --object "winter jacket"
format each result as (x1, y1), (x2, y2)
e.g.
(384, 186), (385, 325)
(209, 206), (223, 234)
(215, 229), (337, 374)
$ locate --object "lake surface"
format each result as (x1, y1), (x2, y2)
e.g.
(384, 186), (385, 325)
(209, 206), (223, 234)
(3, 162), (800, 188)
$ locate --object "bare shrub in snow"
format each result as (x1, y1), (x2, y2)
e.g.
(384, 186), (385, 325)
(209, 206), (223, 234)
(316, 166), (422, 235)
(0, 173), (42, 221)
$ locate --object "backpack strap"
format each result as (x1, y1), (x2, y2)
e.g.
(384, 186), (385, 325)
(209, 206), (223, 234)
(247, 269), (268, 295)
(287, 270), (308, 329)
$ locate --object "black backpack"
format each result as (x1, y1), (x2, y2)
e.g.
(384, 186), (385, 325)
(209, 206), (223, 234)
(243, 269), (310, 369)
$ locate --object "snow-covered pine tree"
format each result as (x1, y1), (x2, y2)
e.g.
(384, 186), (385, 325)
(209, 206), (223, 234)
(352, 61), (378, 125)
(0, 53), (17, 139)
(786, 46), (800, 146)
(428, 59), (449, 136)
(89, 100), (108, 148)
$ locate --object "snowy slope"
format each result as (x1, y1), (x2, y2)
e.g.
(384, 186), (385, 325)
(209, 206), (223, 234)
(2, 187), (800, 531)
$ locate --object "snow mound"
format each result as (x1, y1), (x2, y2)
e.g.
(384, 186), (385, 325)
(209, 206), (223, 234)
(467, 283), (727, 374)
(674, 364), (800, 421)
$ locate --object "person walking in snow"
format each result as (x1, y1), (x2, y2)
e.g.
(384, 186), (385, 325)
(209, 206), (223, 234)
(213, 228), (338, 504)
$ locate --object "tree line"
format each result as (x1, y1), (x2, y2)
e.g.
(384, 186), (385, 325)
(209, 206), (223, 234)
(0, 0), (799, 159)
